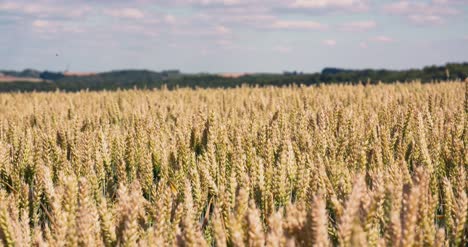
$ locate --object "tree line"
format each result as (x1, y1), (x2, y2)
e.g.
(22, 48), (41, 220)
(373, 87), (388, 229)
(0, 63), (467, 92)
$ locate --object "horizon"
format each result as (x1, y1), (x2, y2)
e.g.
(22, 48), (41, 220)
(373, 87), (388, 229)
(1, 0), (468, 73)
(2, 60), (468, 75)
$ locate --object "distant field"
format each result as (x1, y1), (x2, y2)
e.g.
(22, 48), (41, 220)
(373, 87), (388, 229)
(0, 82), (466, 246)
(0, 71), (94, 84)
(0, 75), (44, 82)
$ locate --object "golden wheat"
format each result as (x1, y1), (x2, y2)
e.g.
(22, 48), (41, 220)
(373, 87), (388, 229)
(0, 81), (466, 246)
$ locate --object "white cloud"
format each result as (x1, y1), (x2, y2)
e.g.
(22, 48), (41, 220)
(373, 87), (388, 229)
(371, 36), (394, 43)
(31, 19), (84, 34)
(106, 8), (145, 19)
(340, 20), (376, 31)
(215, 25), (231, 35)
(1, 2), (52, 14)
(164, 15), (177, 24)
(383, 1), (458, 15)
(32, 20), (49, 28)
(383, 0), (460, 25)
(437, 0), (468, 3)
(270, 20), (326, 30)
(359, 41), (368, 48)
(0, 2), (90, 18)
(186, 0), (243, 6)
(408, 15), (444, 25)
(323, 39), (337, 46)
(289, 0), (369, 11)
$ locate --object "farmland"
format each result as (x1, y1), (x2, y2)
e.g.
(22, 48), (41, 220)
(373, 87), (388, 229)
(0, 81), (466, 246)
(0, 75), (43, 83)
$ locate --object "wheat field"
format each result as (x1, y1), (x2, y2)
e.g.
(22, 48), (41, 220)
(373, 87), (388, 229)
(0, 81), (466, 246)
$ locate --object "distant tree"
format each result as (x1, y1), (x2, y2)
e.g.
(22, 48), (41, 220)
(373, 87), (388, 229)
(40, 71), (65, 80)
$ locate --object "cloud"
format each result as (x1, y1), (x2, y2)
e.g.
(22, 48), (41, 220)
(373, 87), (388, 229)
(31, 19), (85, 34)
(1, 2), (54, 15)
(288, 0), (369, 11)
(370, 36), (394, 43)
(269, 20), (326, 30)
(32, 20), (49, 28)
(105, 8), (145, 19)
(340, 20), (376, 31)
(183, 0), (243, 6)
(2, 0), (467, 73)
(164, 15), (177, 24)
(0, 1), (91, 19)
(214, 25), (231, 35)
(408, 15), (443, 25)
(383, 0), (461, 25)
(0, 0), (369, 39)
(323, 39), (337, 46)
(423, 0), (468, 5)
(384, 1), (459, 15)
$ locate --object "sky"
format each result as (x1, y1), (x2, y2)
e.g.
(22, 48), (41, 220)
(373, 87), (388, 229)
(1, 0), (467, 73)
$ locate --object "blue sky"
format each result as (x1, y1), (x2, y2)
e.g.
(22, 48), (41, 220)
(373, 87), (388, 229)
(1, 0), (467, 73)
